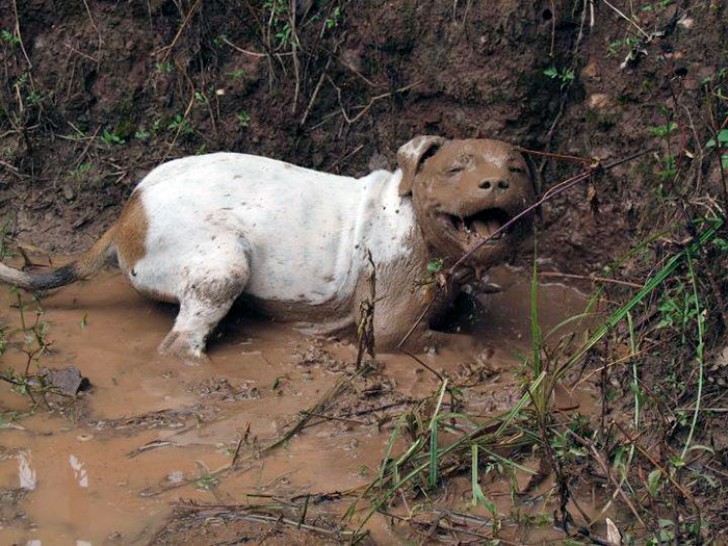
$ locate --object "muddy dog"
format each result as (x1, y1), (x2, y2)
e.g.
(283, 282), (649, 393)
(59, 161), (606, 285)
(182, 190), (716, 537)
(0, 137), (537, 363)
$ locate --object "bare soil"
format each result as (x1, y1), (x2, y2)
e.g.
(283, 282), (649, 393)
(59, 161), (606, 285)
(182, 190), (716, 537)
(1, 0), (727, 544)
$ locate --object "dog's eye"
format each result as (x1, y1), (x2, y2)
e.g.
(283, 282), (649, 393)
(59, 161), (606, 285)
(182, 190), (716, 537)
(509, 166), (526, 174)
(446, 166), (465, 175)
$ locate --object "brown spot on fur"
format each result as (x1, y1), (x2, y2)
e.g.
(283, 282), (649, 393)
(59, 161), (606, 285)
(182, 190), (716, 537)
(115, 190), (148, 270)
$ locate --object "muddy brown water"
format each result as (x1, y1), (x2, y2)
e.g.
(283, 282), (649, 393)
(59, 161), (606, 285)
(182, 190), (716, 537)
(0, 265), (601, 544)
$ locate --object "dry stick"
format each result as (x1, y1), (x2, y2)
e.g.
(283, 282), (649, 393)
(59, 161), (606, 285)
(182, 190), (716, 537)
(538, 271), (643, 289)
(154, 0), (202, 60)
(328, 77), (421, 125)
(11, 0), (33, 69)
(218, 35), (267, 57)
(446, 148), (655, 277)
(567, 431), (646, 527)
(300, 55), (334, 126)
(80, 0), (101, 38)
(514, 147), (593, 165)
(601, 0), (651, 40)
(327, 144), (364, 171)
(613, 422), (703, 518)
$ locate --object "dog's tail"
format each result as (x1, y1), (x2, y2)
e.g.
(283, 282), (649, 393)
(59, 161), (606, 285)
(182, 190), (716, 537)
(0, 227), (117, 291)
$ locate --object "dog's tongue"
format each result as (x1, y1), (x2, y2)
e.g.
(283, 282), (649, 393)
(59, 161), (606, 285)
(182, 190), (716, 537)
(472, 219), (501, 238)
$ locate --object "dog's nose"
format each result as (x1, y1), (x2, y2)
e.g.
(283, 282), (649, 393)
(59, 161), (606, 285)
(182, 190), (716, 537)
(479, 179), (510, 191)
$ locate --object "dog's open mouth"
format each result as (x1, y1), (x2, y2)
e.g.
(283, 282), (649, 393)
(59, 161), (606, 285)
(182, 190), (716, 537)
(444, 208), (514, 243)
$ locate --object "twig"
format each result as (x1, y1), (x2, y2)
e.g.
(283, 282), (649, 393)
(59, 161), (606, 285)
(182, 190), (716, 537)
(600, 0), (651, 40)
(11, 0), (33, 69)
(538, 271), (643, 288)
(63, 43), (99, 64)
(327, 144), (363, 171)
(447, 148), (656, 276)
(154, 0), (202, 60)
(327, 77), (421, 125)
(300, 56), (334, 126)
(218, 35), (267, 57)
(299, 411), (369, 425)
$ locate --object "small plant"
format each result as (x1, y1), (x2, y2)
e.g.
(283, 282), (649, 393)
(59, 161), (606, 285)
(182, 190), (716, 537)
(325, 6), (342, 29)
(648, 121), (677, 138)
(0, 219), (15, 260)
(264, 0), (295, 49)
(236, 111), (251, 128)
(227, 68), (247, 80)
(195, 473), (219, 490)
(155, 61), (174, 74)
(640, 0), (672, 12)
(167, 114), (194, 137)
(194, 91), (208, 105)
(70, 162), (92, 182)
(706, 129), (728, 170)
(656, 154), (677, 181)
(543, 66), (575, 89)
(607, 37), (639, 57)
(656, 284), (700, 333)
(0, 29), (21, 48)
(101, 129), (125, 145)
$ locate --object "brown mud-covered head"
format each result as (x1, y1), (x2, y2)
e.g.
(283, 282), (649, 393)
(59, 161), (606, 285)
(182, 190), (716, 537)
(398, 136), (537, 268)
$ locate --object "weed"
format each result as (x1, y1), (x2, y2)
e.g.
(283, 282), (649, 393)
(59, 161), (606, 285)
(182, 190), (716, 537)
(263, 0), (296, 49)
(0, 29), (21, 48)
(607, 37), (639, 57)
(195, 473), (219, 490)
(0, 220), (15, 260)
(155, 61), (174, 74)
(706, 129), (728, 170)
(70, 162), (92, 183)
(227, 68), (247, 80)
(656, 154), (677, 181)
(325, 6), (342, 29)
(167, 114), (194, 137)
(640, 0), (672, 12)
(648, 121), (677, 138)
(194, 91), (208, 105)
(236, 111), (251, 128)
(543, 66), (575, 89)
(656, 284), (700, 334)
(101, 129), (125, 146)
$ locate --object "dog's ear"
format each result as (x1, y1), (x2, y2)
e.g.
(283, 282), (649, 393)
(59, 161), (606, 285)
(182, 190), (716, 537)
(397, 136), (445, 196)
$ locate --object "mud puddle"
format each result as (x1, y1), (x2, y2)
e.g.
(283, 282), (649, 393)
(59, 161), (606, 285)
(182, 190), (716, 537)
(0, 265), (602, 544)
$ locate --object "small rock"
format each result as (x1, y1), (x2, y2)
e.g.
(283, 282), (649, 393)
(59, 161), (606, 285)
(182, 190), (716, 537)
(62, 184), (75, 201)
(587, 93), (612, 109)
(581, 61), (599, 79)
(37, 366), (91, 396)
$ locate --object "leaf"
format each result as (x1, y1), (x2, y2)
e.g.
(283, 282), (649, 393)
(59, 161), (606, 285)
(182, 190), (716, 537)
(647, 468), (662, 496)
(427, 258), (443, 273)
(706, 129), (728, 148)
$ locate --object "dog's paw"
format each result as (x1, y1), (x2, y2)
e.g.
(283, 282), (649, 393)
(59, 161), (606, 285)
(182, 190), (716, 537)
(158, 331), (210, 366)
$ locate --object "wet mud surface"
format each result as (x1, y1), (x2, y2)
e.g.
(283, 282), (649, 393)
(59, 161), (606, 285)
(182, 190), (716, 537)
(0, 265), (604, 544)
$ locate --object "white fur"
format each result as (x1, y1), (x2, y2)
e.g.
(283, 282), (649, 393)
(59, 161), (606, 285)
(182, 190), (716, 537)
(130, 152), (414, 309)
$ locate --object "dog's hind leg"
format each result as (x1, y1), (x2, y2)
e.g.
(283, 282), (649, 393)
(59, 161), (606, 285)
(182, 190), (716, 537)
(158, 246), (250, 365)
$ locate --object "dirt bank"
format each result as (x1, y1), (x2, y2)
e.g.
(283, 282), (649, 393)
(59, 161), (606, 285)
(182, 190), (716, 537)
(1, 0), (727, 543)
